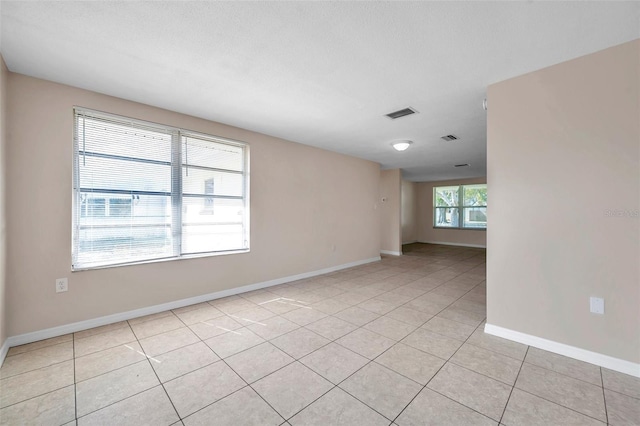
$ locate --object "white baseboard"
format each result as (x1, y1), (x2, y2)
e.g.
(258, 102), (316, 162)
(402, 240), (418, 245)
(485, 323), (640, 378)
(380, 250), (402, 256)
(1, 256), (381, 366)
(0, 339), (8, 366)
(420, 240), (486, 249)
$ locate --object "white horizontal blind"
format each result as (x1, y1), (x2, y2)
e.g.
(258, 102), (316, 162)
(72, 108), (249, 270)
(181, 134), (247, 255)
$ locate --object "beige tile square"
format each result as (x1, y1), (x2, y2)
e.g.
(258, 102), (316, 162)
(164, 361), (245, 418)
(385, 307), (433, 327)
(357, 299), (398, 315)
(466, 328), (528, 361)
(290, 387), (389, 426)
(130, 315), (185, 339)
(0, 385), (75, 426)
(74, 321), (130, 340)
(501, 388), (604, 426)
(602, 368), (640, 399)
(6, 334), (72, 357)
(204, 327), (265, 359)
(228, 306), (276, 326)
(450, 299), (486, 315)
(74, 327), (137, 357)
(336, 328), (395, 360)
(271, 328), (330, 359)
(525, 347), (601, 386)
(334, 306), (380, 326)
(0, 341), (73, 379)
(334, 291), (373, 306)
(402, 328), (463, 359)
(188, 315), (243, 340)
(304, 316), (357, 340)
(261, 299), (303, 315)
(0, 360), (74, 408)
(605, 388), (640, 426)
(396, 388), (497, 426)
(76, 361), (159, 417)
(363, 316), (416, 341)
(241, 289), (282, 305)
(300, 342), (368, 384)
(375, 343), (444, 385)
(404, 298), (450, 316)
(253, 362), (333, 419)
(451, 344), (522, 385)
(214, 298), (257, 314)
(77, 386), (179, 426)
(247, 316), (300, 340)
(374, 291), (414, 306)
(309, 299), (351, 315)
(225, 342), (294, 383)
(436, 307), (485, 327)
(515, 363), (606, 422)
(182, 386), (282, 426)
(139, 327), (200, 357)
(173, 305), (224, 325)
(422, 316), (476, 341)
(391, 286), (427, 299)
(427, 363), (511, 421)
(281, 307), (328, 326)
(340, 362), (422, 420)
(75, 342), (148, 382)
(310, 285), (345, 299)
(152, 342), (219, 383)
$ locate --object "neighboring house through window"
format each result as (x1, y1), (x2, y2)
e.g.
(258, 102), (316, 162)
(73, 108), (250, 270)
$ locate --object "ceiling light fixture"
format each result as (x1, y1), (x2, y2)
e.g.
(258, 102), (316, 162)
(392, 140), (413, 151)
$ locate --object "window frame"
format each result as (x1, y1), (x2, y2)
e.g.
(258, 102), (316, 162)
(72, 107), (250, 271)
(433, 184), (486, 230)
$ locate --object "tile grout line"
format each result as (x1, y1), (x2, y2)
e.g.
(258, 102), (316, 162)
(127, 319), (183, 424)
(600, 367), (610, 425)
(389, 315), (495, 424)
(317, 262), (490, 424)
(498, 346), (529, 424)
(172, 311), (289, 425)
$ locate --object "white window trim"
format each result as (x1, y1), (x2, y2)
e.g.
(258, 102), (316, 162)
(433, 184), (486, 230)
(72, 107), (250, 271)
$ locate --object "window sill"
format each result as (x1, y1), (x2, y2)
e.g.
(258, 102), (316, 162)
(72, 248), (250, 272)
(432, 227), (486, 231)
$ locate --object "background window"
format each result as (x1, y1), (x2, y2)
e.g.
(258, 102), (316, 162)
(434, 184), (486, 229)
(73, 108), (249, 270)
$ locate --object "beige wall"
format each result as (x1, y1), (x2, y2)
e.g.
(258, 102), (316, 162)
(487, 40), (639, 363)
(416, 178), (487, 248)
(0, 56), (7, 347)
(379, 169), (401, 254)
(5, 73), (381, 336)
(401, 180), (418, 244)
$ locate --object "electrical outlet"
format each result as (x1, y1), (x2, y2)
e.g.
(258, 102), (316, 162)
(56, 278), (68, 293)
(590, 297), (604, 314)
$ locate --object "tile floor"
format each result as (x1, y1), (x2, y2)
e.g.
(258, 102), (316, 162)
(1, 243), (639, 425)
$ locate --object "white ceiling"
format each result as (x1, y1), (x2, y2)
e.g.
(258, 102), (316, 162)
(1, 1), (638, 182)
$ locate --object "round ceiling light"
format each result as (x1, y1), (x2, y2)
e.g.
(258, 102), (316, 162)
(392, 140), (413, 151)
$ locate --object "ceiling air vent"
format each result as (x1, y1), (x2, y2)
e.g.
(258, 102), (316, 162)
(441, 134), (459, 141)
(454, 163), (470, 168)
(385, 107), (417, 119)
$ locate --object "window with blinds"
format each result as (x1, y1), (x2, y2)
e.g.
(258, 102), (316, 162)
(72, 108), (249, 270)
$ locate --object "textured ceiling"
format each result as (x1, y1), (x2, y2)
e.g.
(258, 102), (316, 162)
(1, 1), (638, 181)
